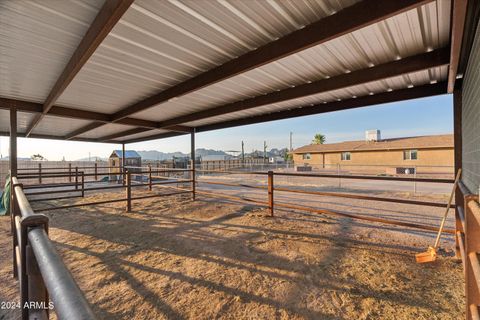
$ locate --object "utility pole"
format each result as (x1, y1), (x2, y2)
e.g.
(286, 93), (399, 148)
(241, 141), (245, 162)
(263, 141), (267, 163)
(289, 132), (293, 151)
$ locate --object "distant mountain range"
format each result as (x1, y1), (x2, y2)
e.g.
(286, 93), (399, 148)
(74, 148), (289, 161)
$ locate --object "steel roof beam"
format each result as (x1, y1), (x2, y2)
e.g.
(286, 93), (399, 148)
(157, 48), (449, 128)
(72, 0), (433, 136)
(447, 0), (469, 93)
(24, 0), (134, 137)
(124, 82), (447, 143)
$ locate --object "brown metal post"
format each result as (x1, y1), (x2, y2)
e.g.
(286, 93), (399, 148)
(81, 172), (85, 197)
(75, 166), (79, 190)
(465, 195), (480, 320)
(10, 107), (18, 276)
(148, 164), (152, 191)
(268, 171), (274, 216)
(94, 162), (98, 180)
(68, 163), (72, 182)
(126, 170), (131, 212)
(453, 88), (463, 259)
(20, 215), (49, 320)
(122, 144), (126, 186)
(38, 163), (42, 185)
(191, 130), (196, 200)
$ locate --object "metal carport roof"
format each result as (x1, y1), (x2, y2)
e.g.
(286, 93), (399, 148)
(0, 0), (477, 144)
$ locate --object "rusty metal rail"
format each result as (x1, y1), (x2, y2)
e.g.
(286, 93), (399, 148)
(10, 176), (96, 320)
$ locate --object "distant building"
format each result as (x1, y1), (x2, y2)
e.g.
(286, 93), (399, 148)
(269, 156), (285, 164)
(201, 154), (232, 161)
(109, 150), (142, 181)
(292, 132), (453, 174)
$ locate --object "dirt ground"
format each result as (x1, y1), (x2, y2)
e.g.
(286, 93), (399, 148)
(0, 189), (464, 320)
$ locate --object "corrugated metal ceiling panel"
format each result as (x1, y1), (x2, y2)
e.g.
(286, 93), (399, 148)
(31, 116), (93, 137)
(55, 0), (358, 113)
(183, 65), (448, 127)
(0, 111), (37, 134)
(132, 0), (451, 123)
(76, 123), (137, 139)
(0, 0), (105, 103)
(115, 128), (171, 142)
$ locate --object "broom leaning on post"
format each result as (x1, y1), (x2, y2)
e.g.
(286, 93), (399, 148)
(415, 169), (462, 264)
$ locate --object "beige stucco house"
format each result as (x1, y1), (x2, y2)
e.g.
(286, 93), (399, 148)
(292, 133), (453, 174)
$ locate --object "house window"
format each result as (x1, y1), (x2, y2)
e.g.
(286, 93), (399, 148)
(341, 152), (351, 161)
(403, 149), (418, 160)
(302, 153), (311, 160)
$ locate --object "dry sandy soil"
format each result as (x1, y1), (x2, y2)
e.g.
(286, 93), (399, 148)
(0, 187), (464, 320)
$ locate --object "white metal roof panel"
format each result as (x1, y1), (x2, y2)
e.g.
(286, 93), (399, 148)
(115, 128), (171, 142)
(0, 111), (37, 134)
(132, 0), (451, 123)
(31, 116), (93, 137)
(0, 0), (105, 103)
(183, 65), (448, 127)
(76, 123), (137, 139)
(55, 0), (358, 113)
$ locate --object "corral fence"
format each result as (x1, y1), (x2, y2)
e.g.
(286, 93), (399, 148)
(10, 176), (96, 320)
(9, 165), (476, 319)
(455, 181), (480, 319)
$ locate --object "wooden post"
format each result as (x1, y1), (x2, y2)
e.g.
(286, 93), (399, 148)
(94, 162), (98, 180)
(268, 171), (274, 217)
(191, 130), (196, 200)
(68, 163), (72, 182)
(148, 164), (152, 191)
(454, 88), (463, 259)
(75, 167), (78, 190)
(38, 163), (42, 184)
(126, 170), (132, 212)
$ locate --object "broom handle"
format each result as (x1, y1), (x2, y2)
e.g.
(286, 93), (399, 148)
(434, 169), (462, 249)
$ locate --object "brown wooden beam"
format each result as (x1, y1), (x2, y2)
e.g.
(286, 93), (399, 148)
(25, 0), (133, 137)
(107, 0), (433, 123)
(158, 48), (449, 128)
(447, 0), (469, 93)
(125, 82), (447, 143)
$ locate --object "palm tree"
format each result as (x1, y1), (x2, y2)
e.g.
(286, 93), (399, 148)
(312, 133), (326, 144)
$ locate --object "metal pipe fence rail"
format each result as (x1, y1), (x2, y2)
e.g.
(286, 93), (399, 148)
(10, 176), (96, 320)
(455, 181), (480, 320)
(194, 169), (456, 234)
(17, 167), (195, 213)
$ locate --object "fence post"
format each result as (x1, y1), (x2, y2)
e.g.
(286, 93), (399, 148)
(75, 167), (78, 190)
(20, 214), (49, 320)
(68, 163), (72, 182)
(38, 163), (42, 185)
(464, 195), (480, 319)
(148, 164), (152, 191)
(268, 171), (274, 217)
(413, 166), (417, 194)
(81, 172), (85, 198)
(126, 170), (132, 212)
(94, 163), (98, 180)
(191, 160), (196, 201)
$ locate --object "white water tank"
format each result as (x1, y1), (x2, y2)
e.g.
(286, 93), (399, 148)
(365, 129), (381, 141)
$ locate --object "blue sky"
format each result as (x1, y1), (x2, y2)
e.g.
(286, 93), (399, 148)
(0, 94), (453, 160)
